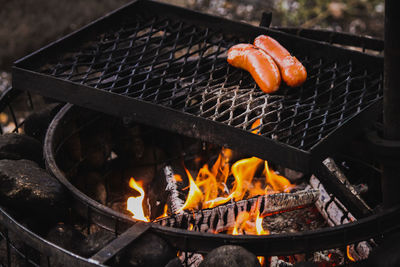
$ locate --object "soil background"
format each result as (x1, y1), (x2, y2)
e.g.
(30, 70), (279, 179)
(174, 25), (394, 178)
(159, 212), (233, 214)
(0, 0), (384, 71)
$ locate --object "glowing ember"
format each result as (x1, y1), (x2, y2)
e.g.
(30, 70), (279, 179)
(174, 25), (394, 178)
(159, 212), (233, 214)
(127, 178), (149, 222)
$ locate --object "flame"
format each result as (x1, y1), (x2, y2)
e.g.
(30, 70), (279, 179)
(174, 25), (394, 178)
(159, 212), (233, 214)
(176, 168), (203, 213)
(264, 161), (294, 193)
(231, 157), (264, 201)
(174, 174), (183, 182)
(156, 204), (169, 220)
(127, 178), (149, 222)
(251, 119), (261, 134)
(347, 245), (356, 262)
(256, 211), (269, 235)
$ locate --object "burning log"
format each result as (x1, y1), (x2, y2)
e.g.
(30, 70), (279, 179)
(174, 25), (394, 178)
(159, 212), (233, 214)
(164, 165), (185, 214)
(156, 189), (320, 233)
(163, 165), (204, 266)
(309, 174), (373, 261)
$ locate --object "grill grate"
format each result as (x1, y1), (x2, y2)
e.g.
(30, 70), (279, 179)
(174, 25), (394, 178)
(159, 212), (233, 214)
(13, 0), (383, 172)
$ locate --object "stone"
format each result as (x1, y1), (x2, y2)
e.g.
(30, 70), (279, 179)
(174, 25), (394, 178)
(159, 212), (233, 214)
(0, 159), (67, 217)
(0, 133), (43, 166)
(199, 245), (260, 267)
(115, 233), (175, 267)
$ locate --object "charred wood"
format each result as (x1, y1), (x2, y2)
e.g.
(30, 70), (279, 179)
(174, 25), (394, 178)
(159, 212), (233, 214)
(309, 175), (373, 261)
(163, 165), (203, 266)
(323, 158), (371, 212)
(164, 165), (185, 214)
(156, 189), (319, 233)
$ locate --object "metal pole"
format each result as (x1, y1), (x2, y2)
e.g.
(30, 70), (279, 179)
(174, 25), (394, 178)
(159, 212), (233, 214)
(382, 0), (400, 207)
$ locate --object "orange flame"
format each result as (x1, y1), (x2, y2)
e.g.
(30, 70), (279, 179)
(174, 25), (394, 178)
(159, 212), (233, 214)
(176, 168), (203, 213)
(251, 119), (261, 134)
(347, 245), (356, 262)
(127, 178), (149, 222)
(231, 157), (264, 201)
(264, 161), (294, 193)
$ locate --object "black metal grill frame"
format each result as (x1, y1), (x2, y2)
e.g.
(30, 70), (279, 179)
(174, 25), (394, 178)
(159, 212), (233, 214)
(12, 0), (383, 172)
(0, 24), (396, 266)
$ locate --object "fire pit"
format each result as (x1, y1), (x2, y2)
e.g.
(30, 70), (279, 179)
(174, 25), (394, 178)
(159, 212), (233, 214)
(2, 0), (400, 266)
(41, 103), (393, 266)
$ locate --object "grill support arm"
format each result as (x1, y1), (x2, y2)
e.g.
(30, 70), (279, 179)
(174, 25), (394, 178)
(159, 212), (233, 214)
(382, 0), (400, 207)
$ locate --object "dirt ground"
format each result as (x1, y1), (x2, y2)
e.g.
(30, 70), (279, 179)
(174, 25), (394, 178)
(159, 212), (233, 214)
(0, 0), (384, 71)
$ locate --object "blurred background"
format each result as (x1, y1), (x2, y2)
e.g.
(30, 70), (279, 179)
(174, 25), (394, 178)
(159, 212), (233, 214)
(0, 0), (384, 90)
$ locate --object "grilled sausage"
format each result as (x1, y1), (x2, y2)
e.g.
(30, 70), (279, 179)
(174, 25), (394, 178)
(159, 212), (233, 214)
(254, 35), (307, 87)
(227, 44), (281, 94)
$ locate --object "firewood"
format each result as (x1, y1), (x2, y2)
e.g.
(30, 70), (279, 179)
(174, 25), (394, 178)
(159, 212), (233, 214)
(163, 165), (204, 266)
(323, 158), (371, 210)
(156, 189), (320, 233)
(164, 165), (185, 214)
(309, 175), (372, 261)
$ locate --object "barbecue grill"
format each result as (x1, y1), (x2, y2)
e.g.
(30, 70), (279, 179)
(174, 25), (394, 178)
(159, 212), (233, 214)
(12, 0), (383, 172)
(2, 0), (400, 266)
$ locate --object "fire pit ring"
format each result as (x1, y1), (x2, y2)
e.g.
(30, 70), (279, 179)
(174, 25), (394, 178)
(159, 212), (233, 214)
(43, 103), (400, 256)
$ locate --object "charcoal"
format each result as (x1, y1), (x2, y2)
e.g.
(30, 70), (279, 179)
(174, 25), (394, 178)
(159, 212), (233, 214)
(75, 171), (107, 205)
(79, 229), (115, 257)
(115, 233), (175, 267)
(0, 159), (67, 218)
(23, 103), (62, 143)
(0, 133), (43, 166)
(199, 245), (260, 267)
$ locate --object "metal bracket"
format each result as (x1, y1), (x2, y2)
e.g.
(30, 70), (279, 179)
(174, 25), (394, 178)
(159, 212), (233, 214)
(89, 222), (150, 264)
(259, 12), (272, 28)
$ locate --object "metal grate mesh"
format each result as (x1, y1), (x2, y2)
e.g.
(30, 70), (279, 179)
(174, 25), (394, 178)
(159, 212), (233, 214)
(39, 14), (382, 151)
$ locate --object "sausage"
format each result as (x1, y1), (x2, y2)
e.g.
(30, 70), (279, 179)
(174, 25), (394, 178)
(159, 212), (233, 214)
(254, 35), (307, 87)
(227, 44), (281, 94)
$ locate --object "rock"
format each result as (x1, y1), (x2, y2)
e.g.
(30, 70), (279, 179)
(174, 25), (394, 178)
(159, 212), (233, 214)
(200, 245), (260, 267)
(0, 133), (43, 166)
(115, 233), (175, 267)
(0, 159), (67, 218)
(24, 103), (62, 143)
(79, 229), (115, 257)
